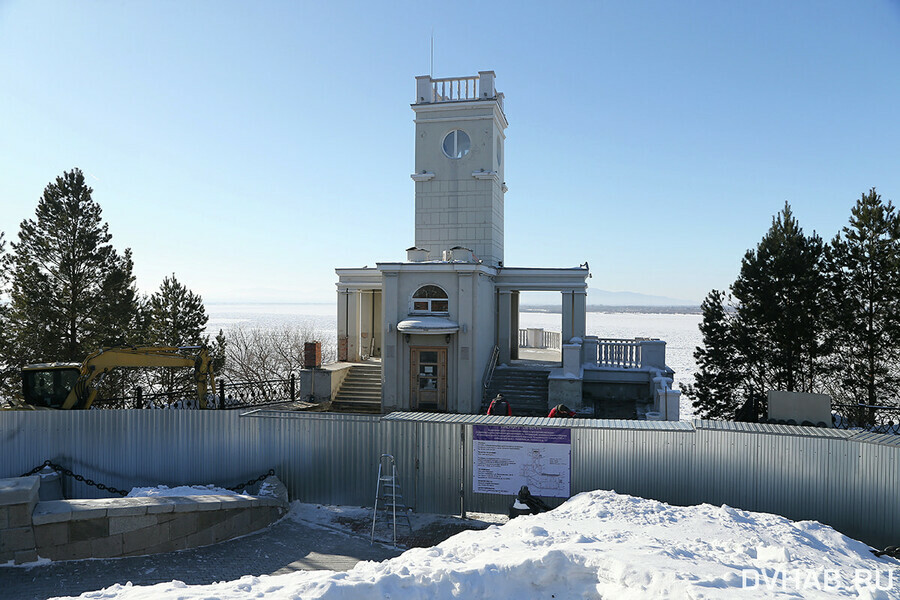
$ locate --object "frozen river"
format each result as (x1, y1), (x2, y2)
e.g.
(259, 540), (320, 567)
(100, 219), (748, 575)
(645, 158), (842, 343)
(207, 303), (703, 419)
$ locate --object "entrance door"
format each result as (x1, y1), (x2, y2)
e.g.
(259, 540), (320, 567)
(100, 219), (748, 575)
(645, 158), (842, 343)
(410, 347), (447, 411)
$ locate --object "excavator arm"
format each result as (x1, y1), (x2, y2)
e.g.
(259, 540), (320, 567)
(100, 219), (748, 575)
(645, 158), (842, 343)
(22, 346), (215, 410)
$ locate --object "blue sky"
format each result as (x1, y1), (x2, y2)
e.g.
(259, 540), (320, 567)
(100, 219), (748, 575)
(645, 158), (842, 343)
(1, 1), (898, 304)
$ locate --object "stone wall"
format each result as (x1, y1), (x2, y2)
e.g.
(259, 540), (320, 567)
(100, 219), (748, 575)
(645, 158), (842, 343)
(0, 476), (287, 564)
(0, 476), (40, 564)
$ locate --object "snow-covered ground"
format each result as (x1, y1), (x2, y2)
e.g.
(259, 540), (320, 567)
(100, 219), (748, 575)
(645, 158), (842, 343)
(59, 490), (898, 599)
(126, 484), (243, 497)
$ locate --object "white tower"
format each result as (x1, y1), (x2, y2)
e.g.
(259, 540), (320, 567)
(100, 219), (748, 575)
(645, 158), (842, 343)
(410, 71), (508, 267)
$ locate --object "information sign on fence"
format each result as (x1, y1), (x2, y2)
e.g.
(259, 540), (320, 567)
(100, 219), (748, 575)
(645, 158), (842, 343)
(472, 425), (571, 497)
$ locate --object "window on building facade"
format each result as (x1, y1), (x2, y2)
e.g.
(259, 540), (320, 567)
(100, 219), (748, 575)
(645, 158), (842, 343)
(412, 285), (449, 314)
(442, 130), (470, 159)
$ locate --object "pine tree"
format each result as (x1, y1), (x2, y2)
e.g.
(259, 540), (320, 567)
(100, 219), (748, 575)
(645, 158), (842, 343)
(142, 275), (226, 396)
(8, 168), (141, 364)
(686, 203), (826, 419)
(0, 232), (15, 397)
(823, 188), (900, 408)
(146, 275), (209, 346)
(145, 273), (226, 373)
(685, 289), (743, 420)
(731, 202), (826, 397)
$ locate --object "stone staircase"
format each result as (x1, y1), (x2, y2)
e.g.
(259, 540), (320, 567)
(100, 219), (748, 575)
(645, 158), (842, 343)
(482, 367), (550, 417)
(332, 364), (382, 414)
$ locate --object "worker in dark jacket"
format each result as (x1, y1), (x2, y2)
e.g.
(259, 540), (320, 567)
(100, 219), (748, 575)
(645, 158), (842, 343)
(548, 404), (576, 418)
(487, 394), (511, 416)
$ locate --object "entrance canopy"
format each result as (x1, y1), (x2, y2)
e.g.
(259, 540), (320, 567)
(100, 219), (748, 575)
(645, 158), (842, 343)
(397, 316), (460, 335)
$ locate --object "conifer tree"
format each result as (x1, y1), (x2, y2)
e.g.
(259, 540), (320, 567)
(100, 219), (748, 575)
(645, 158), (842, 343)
(8, 169), (141, 364)
(145, 274), (226, 366)
(146, 275), (209, 346)
(0, 232), (15, 397)
(685, 289), (742, 420)
(823, 188), (900, 407)
(143, 275), (226, 391)
(687, 203), (826, 419)
(731, 202), (826, 397)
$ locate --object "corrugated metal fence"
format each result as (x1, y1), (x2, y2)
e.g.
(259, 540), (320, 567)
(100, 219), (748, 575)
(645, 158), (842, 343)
(1, 411), (897, 548)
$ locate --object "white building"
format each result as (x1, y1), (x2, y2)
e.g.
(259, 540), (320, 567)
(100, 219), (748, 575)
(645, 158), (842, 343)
(324, 72), (678, 418)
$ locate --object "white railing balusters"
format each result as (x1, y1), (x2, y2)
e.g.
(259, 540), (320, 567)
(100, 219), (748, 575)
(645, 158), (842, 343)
(544, 331), (561, 351)
(593, 338), (643, 369)
(430, 76), (479, 102)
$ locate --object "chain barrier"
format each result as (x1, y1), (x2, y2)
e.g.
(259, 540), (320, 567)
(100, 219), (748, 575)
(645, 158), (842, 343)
(21, 460), (275, 496)
(21, 460), (129, 497)
(226, 468), (276, 492)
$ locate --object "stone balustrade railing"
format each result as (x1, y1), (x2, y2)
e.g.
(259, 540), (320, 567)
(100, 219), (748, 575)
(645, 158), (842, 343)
(430, 76), (479, 101)
(583, 336), (667, 370)
(543, 330), (562, 350)
(518, 328), (562, 351)
(415, 72), (503, 110)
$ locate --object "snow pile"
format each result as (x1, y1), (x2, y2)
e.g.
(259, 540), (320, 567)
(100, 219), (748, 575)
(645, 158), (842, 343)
(64, 490), (898, 599)
(126, 484), (242, 498)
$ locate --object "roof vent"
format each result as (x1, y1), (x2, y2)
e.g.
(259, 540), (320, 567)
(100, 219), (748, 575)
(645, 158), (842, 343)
(448, 247), (476, 262)
(407, 247), (429, 262)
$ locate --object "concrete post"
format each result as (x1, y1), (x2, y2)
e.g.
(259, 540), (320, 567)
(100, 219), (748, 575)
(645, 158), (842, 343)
(478, 71), (496, 99)
(562, 341), (583, 378)
(641, 340), (666, 369)
(656, 388), (681, 421)
(498, 290), (512, 365)
(416, 75), (433, 103)
(561, 290), (574, 343)
(582, 337), (598, 366)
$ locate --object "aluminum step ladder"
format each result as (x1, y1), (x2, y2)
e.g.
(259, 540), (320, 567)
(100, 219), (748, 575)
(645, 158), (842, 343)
(371, 453), (412, 546)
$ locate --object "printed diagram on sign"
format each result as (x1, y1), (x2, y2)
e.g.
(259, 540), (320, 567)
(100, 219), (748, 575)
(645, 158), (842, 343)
(472, 425), (571, 497)
(520, 449), (566, 493)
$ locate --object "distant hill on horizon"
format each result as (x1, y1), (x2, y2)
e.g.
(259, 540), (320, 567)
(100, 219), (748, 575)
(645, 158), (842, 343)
(517, 288), (699, 308)
(585, 288), (698, 307)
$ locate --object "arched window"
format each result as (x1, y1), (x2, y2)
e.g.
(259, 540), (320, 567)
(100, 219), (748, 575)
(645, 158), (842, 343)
(412, 285), (449, 314)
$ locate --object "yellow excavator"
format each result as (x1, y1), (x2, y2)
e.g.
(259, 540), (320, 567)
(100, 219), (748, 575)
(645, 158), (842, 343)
(17, 346), (215, 410)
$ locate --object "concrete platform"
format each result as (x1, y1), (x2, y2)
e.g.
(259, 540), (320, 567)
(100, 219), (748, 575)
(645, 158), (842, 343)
(0, 515), (404, 600)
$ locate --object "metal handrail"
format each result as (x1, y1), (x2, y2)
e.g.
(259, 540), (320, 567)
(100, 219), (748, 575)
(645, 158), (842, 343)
(481, 345), (500, 395)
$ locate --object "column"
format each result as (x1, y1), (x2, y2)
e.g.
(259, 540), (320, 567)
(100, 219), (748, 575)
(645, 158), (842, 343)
(498, 289), (512, 365)
(457, 271), (476, 413)
(347, 290), (360, 362)
(337, 290), (349, 362)
(510, 291), (520, 360)
(573, 290), (587, 341)
(561, 290), (574, 343)
(359, 291), (373, 359)
(372, 291), (383, 358)
(381, 273), (398, 410)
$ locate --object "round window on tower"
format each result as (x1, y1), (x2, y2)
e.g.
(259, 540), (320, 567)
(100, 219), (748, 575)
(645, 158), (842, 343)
(442, 130), (470, 159)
